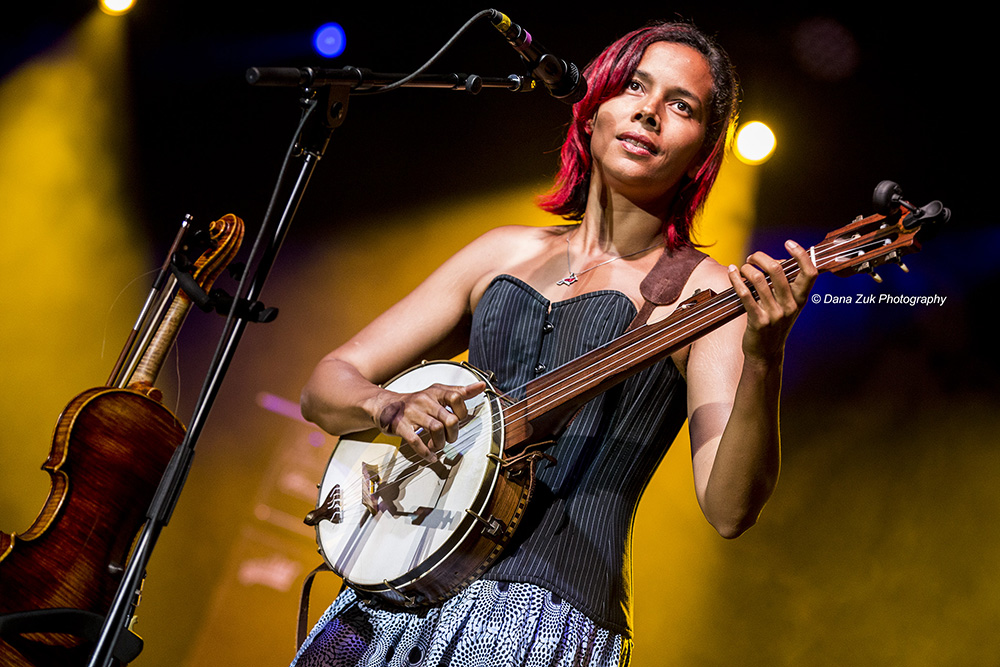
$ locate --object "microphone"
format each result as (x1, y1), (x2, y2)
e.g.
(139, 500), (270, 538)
(488, 9), (587, 104)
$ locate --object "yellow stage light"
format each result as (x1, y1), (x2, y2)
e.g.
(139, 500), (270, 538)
(100, 0), (135, 16)
(734, 120), (776, 165)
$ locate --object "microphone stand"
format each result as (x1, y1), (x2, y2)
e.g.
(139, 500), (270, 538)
(247, 64), (535, 94)
(86, 66), (531, 667)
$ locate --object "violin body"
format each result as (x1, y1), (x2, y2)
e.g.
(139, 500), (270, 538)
(0, 388), (183, 665)
(0, 213), (243, 666)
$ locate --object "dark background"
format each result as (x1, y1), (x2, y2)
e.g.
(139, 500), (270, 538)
(5, 2), (987, 244)
(3, 3), (997, 666)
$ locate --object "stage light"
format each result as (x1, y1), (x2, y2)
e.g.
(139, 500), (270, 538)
(100, 0), (135, 15)
(314, 22), (346, 58)
(734, 121), (776, 165)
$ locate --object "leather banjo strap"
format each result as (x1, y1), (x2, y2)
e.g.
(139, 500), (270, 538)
(626, 244), (709, 331)
(296, 562), (338, 650)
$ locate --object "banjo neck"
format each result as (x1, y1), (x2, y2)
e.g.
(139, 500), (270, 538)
(309, 184), (949, 609)
(501, 200), (948, 450)
(500, 275), (748, 450)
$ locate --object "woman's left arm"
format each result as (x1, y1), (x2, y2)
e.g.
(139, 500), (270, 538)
(686, 240), (817, 538)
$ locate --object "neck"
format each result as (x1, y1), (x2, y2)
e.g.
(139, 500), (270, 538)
(576, 180), (670, 256)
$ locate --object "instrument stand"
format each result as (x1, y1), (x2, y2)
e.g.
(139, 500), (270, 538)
(85, 82), (349, 667)
(80, 54), (533, 665)
(172, 257), (279, 323)
(0, 609), (143, 665)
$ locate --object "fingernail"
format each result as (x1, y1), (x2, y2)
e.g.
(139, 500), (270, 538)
(786, 240), (799, 249)
(728, 264), (738, 272)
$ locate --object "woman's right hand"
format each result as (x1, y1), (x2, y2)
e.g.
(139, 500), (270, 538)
(301, 226), (536, 457)
(370, 381), (487, 463)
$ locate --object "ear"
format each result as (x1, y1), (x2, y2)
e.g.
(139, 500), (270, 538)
(584, 117), (594, 135)
(686, 158), (704, 180)
(686, 142), (715, 179)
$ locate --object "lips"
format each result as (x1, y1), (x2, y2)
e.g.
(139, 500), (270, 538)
(618, 132), (659, 156)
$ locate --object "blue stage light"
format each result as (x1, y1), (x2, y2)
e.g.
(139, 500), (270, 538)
(314, 23), (346, 58)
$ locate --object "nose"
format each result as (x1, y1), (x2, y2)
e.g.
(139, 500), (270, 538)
(633, 105), (659, 131)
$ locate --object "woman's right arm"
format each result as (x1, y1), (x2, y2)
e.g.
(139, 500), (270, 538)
(300, 226), (528, 461)
(301, 356), (484, 463)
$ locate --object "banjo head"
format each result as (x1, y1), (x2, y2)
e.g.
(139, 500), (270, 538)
(313, 361), (502, 599)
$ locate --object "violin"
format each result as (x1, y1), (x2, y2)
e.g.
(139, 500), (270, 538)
(0, 214), (244, 666)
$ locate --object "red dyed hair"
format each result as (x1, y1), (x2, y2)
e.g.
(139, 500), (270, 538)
(537, 21), (739, 249)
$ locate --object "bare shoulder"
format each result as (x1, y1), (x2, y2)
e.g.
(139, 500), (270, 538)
(689, 254), (733, 292)
(418, 224), (553, 287)
(462, 223), (574, 302)
(666, 254), (742, 378)
(463, 223), (569, 258)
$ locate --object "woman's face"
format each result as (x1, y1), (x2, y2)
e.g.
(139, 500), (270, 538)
(587, 41), (714, 209)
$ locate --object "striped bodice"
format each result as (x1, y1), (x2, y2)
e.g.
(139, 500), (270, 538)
(469, 275), (688, 637)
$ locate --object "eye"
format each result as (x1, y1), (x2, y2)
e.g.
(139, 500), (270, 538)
(672, 100), (694, 116)
(626, 79), (643, 93)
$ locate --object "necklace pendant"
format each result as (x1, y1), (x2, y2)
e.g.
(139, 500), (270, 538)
(556, 272), (578, 286)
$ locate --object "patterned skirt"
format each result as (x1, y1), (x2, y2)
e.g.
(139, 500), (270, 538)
(290, 580), (630, 667)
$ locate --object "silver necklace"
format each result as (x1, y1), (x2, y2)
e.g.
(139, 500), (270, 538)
(556, 235), (663, 286)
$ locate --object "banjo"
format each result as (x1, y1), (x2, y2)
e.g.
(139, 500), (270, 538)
(305, 182), (949, 608)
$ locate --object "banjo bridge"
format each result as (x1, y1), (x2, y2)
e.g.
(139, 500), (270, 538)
(361, 462), (381, 516)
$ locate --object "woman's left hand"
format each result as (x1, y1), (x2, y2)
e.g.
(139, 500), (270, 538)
(728, 239), (818, 364)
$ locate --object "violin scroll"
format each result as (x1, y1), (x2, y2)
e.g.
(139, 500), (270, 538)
(126, 214), (244, 396)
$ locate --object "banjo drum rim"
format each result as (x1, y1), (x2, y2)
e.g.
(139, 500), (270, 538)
(313, 360), (507, 605)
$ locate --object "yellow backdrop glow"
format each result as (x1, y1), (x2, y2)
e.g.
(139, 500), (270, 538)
(0, 12), (148, 533)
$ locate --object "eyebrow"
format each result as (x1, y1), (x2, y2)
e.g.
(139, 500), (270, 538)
(633, 68), (705, 110)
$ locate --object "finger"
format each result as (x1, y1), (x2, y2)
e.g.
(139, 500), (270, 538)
(436, 382), (487, 438)
(746, 251), (795, 313)
(728, 264), (764, 322)
(398, 423), (438, 464)
(784, 240), (818, 301)
(461, 381), (487, 398)
(423, 414), (448, 453)
(418, 385), (464, 443)
(436, 385), (470, 423)
(406, 395), (448, 453)
(434, 402), (462, 444)
(742, 260), (779, 318)
(442, 381), (487, 412)
(376, 396), (440, 462)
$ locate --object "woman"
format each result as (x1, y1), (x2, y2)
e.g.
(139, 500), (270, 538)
(294, 20), (817, 667)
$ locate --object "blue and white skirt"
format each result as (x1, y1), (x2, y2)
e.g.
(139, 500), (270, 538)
(290, 580), (629, 667)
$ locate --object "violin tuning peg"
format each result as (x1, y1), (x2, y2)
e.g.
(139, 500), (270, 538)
(871, 272), (883, 284)
(899, 263), (909, 273)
